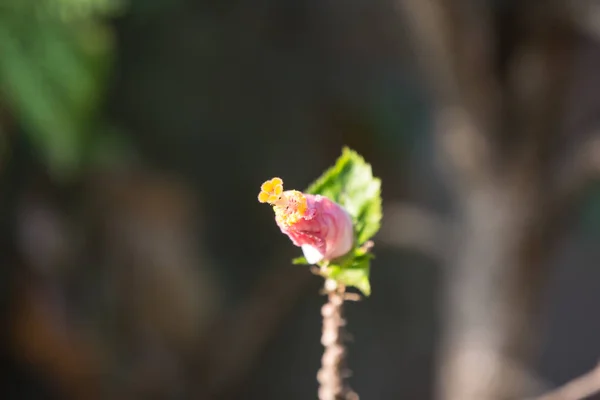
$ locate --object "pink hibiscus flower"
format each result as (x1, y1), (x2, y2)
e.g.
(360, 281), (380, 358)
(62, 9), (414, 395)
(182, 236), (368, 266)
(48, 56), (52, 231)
(258, 178), (354, 264)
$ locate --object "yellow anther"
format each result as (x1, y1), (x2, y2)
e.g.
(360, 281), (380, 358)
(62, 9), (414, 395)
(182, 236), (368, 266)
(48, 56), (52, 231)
(258, 191), (271, 203)
(258, 177), (284, 204)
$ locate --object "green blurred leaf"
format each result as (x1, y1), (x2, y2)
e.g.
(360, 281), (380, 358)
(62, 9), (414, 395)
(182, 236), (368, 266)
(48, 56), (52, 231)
(305, 147), (382, 245)
(0, 0), (117, 180)
(0, 0), (126, 20)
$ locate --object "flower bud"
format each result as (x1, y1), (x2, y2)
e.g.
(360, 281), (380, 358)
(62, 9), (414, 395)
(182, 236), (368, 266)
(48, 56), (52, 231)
(258, 178), (354, 264)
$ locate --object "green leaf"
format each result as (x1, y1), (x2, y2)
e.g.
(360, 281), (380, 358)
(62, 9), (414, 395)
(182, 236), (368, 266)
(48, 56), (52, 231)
(305, 147), (382, 245)
(325, 257), (372, 296)
(292, 256), (309, 265)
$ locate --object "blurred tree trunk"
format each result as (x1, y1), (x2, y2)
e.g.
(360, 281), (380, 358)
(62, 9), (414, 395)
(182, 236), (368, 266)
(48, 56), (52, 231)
(396, 1), (600, 399)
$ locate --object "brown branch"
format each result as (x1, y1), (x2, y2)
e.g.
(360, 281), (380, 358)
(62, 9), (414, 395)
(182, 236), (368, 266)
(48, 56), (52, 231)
(317, 279), (358, 400)
(535, 362), (600, 400)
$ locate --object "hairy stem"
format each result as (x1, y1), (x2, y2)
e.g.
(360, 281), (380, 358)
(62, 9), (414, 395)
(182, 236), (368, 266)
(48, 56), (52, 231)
(317, 279), (357, 400)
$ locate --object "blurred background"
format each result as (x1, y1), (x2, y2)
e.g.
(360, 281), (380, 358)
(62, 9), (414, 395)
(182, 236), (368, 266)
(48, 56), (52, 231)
(0, 0), (598, 399)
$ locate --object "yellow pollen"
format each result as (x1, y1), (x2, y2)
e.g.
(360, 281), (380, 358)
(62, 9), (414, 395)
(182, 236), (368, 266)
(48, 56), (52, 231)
(274, 190), (308, 226)
(258, 178), (308, 226)
(258, 177), (284, 204)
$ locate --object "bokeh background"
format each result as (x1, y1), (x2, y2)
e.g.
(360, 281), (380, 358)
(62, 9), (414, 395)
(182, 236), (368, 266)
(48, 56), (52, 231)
(0, 0), (598, 399)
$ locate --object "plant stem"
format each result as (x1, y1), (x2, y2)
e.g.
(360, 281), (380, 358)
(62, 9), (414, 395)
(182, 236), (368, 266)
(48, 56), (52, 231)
(317, 279), (358, 400)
